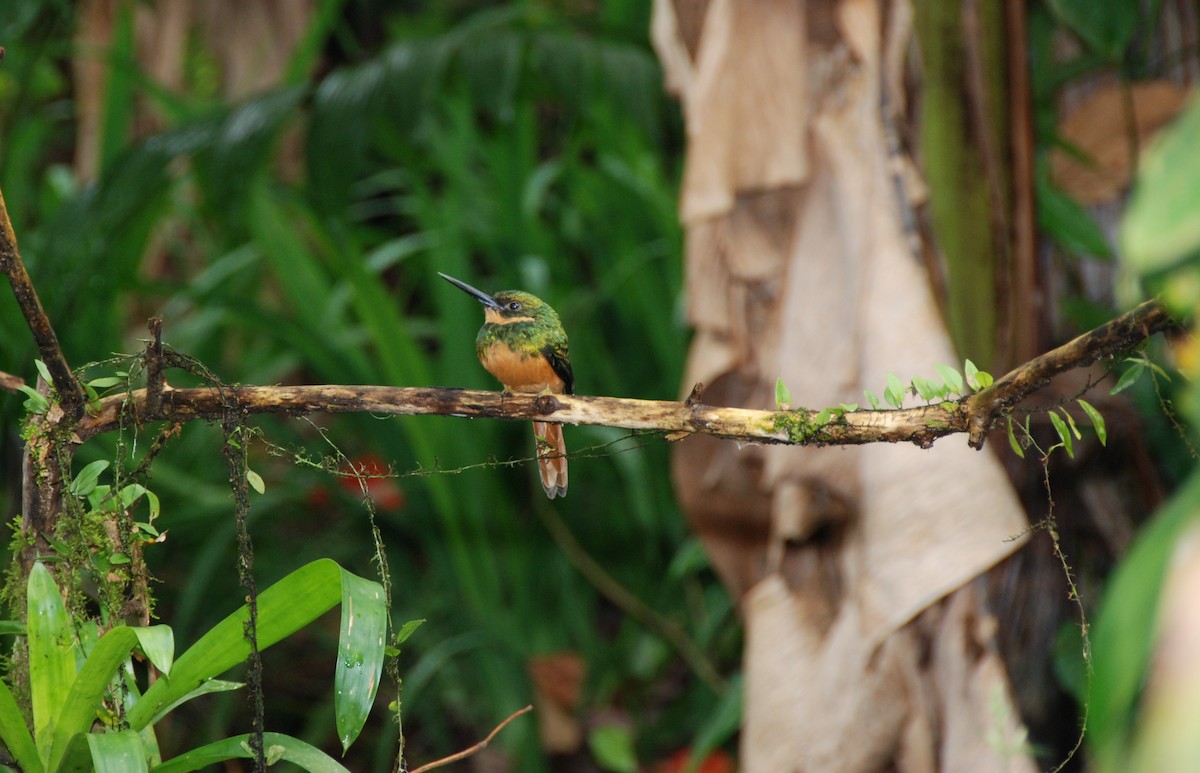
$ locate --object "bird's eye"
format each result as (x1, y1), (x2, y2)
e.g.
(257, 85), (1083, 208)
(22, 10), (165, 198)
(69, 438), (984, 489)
(508, 301), (521, 311)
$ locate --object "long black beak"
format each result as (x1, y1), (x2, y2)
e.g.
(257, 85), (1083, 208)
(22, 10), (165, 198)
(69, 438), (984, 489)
(438, 272), (502, 310)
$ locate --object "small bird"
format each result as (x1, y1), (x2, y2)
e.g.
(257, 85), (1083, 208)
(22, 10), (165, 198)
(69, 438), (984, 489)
(439, 272), (573, 498)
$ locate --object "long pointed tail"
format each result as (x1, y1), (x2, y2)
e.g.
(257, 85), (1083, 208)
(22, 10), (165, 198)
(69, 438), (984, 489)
(533, 421), (567, 499)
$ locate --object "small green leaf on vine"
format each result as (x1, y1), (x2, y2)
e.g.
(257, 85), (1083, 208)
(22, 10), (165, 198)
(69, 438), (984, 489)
(911, 377), (937, 401)
(1077, 399), (1107, 446)
(1048, 410), (1074, 459)
(935, 364), (964, 395)
(1060, 407), (1082, 440)
(774, 377), (792, 410)
(395, 618), (425, 646)
(884, 373), (906, 407)
(247, 469), (266, 495)
(17, 384), (49, 414)
(814, 407), (838, 426)
(69, 460), (110, 497)
(964, 359), (993, 390)
(1110, 358), (1146, 394)
(1006, 416), (1026, 459)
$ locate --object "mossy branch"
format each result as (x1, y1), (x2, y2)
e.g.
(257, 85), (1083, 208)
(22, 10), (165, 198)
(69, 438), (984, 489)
(0, 189), (86, 416)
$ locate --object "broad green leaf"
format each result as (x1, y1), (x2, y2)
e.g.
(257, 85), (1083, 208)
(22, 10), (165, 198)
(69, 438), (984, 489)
(1089, 471), (1200, 770)
(202, 87), (306, 218)
(1007, 417), (1026, 459)
(1147, 361), (1172, 382)
(84, 384), (100, 410)
(144, 490), (161, 519)
(934, 364), (965, 395)
(87, 485), (112, 511)
(34, 360), (53, 385)
(127, 559), (385, 740)
(87, 729), (147, 773)
(28, 562), (77, 766)
(85, 376), (124, 389)
(119, 484), (147, 507)
(1048, 410), (1074, 458)
(144, 680), (243, 730)
(588, 724), (637, 773)
(863, 390), (881, 410)
(911, 377), (935, 402)
(1046, 0), (1136, 60)
(461, 30), (523, 121)
(133, 626), (174, 676)
(48, 627), (140, 771)
(0, 678), (41, 773)
(97, 0), (136, 174)
(334, 572), (387, 751)
(1036, 168), (1114, 259)
(1052, 622), (1090, 707)
(1078, 399), (1108, 446)
(68, 460), (109, 497)
(685, 672), (742, 773)
(974, 370), (994, 388)
(1128, 574), (1200, 770)
(774, 377), (791, 409)
(114, 667), (163, 767)
(245, 186), (337, 351)
(1122, 96), (1200, 277)
(152, 732), (351, 773)
(0, 621), (25, 636)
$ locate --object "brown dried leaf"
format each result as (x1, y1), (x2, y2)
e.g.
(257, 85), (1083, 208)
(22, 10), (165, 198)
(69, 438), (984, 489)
(1051, 81), (1190, 205)
(528, 652), (586, 754)
(527, 651), (585, 710)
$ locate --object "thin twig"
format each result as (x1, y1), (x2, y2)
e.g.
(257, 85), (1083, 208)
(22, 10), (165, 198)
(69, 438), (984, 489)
(145, 317), (165, 415)
(0, 187), (86, 415)
(0, 369), (24, 392)
(408, 704), (533, 773)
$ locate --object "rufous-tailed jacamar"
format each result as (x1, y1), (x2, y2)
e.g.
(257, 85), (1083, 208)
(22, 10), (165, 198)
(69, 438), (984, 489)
(439, 272), (573, 499)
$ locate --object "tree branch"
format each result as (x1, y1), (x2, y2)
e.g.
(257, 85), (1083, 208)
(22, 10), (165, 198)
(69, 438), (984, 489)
(0, 369), (24, 393)
(965, 298), (1175, 446)
(72, 299), (1175, 449)
(0, 188), (86, 416)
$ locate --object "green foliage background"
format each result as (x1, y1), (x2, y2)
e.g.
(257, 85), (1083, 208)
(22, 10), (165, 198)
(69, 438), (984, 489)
(0, 1), (738, 770)
(5, 0), (1200, 770)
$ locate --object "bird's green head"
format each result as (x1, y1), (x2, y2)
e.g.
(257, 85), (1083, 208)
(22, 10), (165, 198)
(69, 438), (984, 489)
(439, 273), (561, 327)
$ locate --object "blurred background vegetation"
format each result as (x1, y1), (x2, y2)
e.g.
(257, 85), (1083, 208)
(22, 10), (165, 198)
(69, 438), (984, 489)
(3, 0), (1200, 771)
(0, 1), (740, 770)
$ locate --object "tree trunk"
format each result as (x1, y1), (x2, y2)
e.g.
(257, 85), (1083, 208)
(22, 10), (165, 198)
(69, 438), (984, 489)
(653, 1), (1034, 769)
